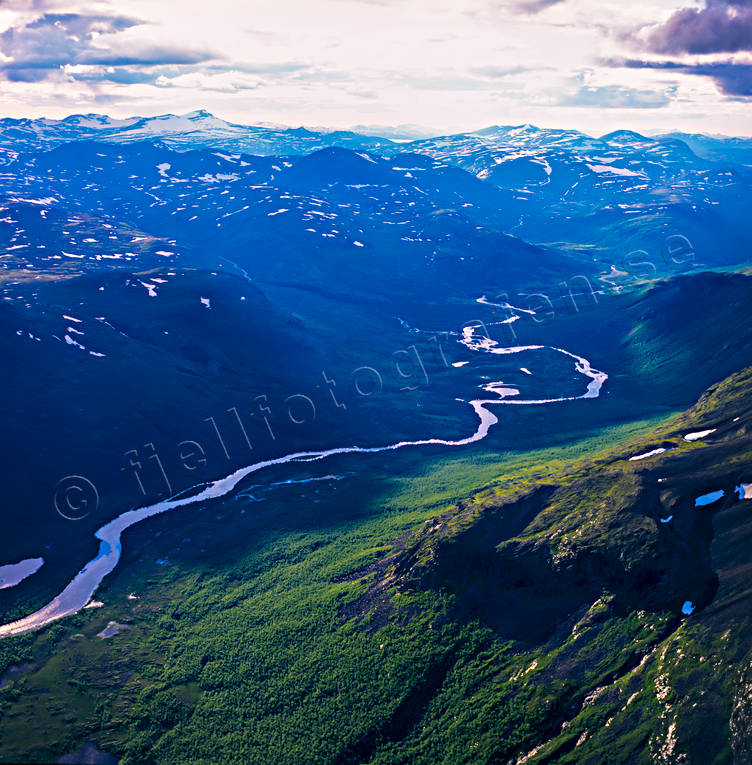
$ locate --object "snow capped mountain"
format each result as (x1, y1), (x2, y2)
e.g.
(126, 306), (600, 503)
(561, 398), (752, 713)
(0, 110), (399, 155)
(1, 111), (748, 184)
(59, 114), (140, 129)
(0, 111), (749, 289)
(112, 109), (248, 141)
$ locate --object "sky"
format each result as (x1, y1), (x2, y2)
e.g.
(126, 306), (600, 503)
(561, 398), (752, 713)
(0, 0), (750, 135)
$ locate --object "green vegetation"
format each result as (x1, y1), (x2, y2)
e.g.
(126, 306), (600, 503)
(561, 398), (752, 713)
(2, 362), (752, 763)
(3, 270), (752, 762)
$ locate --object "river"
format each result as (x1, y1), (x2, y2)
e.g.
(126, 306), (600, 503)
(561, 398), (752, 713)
(0, 327), (607, 638)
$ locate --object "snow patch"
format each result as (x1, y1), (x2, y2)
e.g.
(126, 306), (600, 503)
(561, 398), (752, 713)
(735, 484), (752, 500)
(629, 448), (668, 461)
(586, 164), (643, 177)
(684, 429), (716, 442)
(695, 489), (724, 507)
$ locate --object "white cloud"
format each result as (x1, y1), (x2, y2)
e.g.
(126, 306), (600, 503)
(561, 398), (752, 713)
(156, 70), (262, 93)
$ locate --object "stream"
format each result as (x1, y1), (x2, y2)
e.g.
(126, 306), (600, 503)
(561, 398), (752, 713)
(0, 326), (607, 638)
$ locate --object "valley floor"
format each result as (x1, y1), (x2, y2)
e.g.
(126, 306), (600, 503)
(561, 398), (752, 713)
(1, 362), (751, 764)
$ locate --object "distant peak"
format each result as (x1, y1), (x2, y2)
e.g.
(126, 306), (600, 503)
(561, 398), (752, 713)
(183, 109), (215, 120)
(61, 113), (109, 123)
(472, 124), (540, 137)
(600, 129), (649, 142)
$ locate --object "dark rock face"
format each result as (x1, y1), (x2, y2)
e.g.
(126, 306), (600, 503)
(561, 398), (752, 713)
(401, 471), (719, 644)
(730, 657), (752, 765)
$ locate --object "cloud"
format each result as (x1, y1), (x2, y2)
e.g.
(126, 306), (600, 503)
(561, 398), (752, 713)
(471, 65), (530, 78)
(0, 1), (67, 9)
(155, 70), (261, 93)
(647, 0), (752, 54)
(231, 62), (308, 75)
(618, 1), (752, 99)
(511, 0), (566, 14)
(399, 73), (510, 91)
(617, 58), (752, 97)
(148, 62), (313, 93)
(62, 65), (162, 86)
(560, 83), (672, 108)
(0, 12), (142, 65)
(0, 12), (215, 82)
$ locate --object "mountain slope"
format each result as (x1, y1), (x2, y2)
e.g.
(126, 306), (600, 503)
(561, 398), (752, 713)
(1, 327), (751, 764)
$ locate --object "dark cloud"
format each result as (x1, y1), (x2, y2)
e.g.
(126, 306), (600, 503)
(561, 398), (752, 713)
(0, 13), (142, 66)
(560, 84), (672, 108)
(511, 0), (565, 14)
(615, 58), (752, 97)
(80, 47), (213, 67)
(647, 0), (752, 54)
(618, 1), (752, 98)
(0, 12), (215, 82)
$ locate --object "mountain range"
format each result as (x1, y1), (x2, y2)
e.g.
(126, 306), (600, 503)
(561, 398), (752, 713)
(0, 111), (750, 765)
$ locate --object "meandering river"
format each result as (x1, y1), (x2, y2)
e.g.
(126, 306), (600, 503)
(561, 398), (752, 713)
(0, 326), (607, 638)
